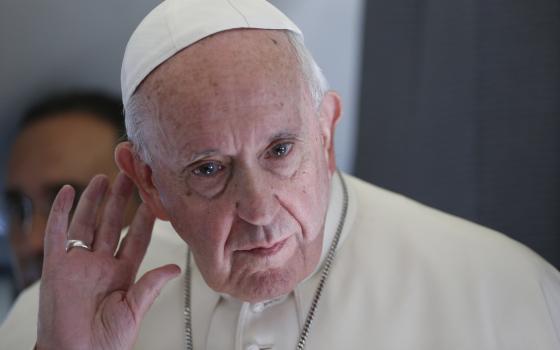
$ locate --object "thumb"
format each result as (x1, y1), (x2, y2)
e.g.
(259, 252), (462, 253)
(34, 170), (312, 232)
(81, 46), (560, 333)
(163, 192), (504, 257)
(126, 264), (181, 319)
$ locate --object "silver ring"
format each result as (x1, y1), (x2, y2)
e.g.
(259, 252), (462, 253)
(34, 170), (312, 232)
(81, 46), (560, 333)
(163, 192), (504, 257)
(65, 239), (92, 253)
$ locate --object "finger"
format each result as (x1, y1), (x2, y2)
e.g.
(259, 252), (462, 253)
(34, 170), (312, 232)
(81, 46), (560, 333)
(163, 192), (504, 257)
(126, 264), (181, 320)
(94, 173), (134, 253)
(66, 175), (109, 249)
(116, 204), (156, 276)
(44, 185), (75, 260)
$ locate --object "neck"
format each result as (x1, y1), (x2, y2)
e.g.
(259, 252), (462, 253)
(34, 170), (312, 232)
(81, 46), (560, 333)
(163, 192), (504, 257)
(302, 170), (344, 284)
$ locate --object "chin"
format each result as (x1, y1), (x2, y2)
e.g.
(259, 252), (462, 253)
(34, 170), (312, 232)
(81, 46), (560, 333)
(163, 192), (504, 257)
(231, 267), (299, 303)
(210, 236), (322, 302)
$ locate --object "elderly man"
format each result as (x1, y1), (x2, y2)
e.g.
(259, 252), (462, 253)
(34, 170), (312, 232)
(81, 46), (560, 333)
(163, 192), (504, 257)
(3, 92), (138, 292)
(1, 0), (559, 349)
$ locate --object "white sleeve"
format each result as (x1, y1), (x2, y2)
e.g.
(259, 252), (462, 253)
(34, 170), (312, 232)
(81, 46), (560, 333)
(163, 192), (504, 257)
(0, 282), (40, 349)
(540, 261), (560, 346)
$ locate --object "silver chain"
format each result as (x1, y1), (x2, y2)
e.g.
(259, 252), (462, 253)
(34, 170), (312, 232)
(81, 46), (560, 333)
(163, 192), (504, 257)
(184, 249), (193, 350)
(184, 169), (349, 350)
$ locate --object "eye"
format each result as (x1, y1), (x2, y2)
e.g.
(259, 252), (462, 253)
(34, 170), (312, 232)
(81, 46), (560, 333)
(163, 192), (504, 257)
(192, 162), (224, 177)
(267, 142), (293, 159)
(5, 191), (31, 224)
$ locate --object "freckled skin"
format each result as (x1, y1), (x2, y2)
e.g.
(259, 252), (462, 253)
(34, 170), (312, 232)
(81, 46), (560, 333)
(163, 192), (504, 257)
(121, 29), (340, 302)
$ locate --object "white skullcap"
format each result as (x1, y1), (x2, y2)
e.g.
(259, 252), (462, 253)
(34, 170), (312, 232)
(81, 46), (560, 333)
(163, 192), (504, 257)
(121, 0), (303, 106)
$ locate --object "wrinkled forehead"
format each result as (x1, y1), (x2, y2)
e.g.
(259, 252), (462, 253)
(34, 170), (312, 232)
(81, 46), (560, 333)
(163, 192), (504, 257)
(139, 29), (303, 105)
(120, 0), (303, 106)
(133, 29), (312, 163)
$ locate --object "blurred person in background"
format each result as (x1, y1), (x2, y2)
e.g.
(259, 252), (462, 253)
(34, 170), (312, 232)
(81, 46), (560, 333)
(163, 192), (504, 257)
(4, 92), (139, 292)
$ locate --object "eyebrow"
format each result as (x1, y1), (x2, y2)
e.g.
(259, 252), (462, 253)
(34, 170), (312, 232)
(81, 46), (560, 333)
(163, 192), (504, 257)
(6, 182), (86, 195)
(45, 183), (86, 198)
(268, 131), (300, 143)
(4, 183), (87, 206)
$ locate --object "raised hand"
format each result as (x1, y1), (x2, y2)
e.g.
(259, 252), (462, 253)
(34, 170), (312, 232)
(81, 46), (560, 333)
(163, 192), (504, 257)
(37, 173), (181, 350)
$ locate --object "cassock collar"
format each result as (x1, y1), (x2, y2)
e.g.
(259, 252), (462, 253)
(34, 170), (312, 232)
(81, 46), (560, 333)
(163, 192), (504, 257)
(294, 171), (357, 325)
(304, 170), (352, 282)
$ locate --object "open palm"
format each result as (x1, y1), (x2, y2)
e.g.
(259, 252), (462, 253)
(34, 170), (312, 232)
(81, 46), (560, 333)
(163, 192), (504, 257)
(37, 173), (180, 350)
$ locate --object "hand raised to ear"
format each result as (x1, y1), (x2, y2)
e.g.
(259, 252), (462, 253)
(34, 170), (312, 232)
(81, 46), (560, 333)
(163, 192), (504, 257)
(37, 172), (180, 350)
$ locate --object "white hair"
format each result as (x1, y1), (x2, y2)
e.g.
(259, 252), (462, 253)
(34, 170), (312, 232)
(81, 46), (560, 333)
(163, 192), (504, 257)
(284, 31), (330, 109)
(124, 30), (329, 164)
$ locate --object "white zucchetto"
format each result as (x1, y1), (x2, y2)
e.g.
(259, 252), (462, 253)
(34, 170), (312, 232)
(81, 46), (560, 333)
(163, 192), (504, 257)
(121, 0), (302, 106)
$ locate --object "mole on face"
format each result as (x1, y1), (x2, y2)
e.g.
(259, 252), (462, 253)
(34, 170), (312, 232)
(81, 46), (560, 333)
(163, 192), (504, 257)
(271, 38), (278, 45)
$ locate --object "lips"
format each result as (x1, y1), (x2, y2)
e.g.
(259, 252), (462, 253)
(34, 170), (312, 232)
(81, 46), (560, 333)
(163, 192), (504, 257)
(240, 236), (290, 256)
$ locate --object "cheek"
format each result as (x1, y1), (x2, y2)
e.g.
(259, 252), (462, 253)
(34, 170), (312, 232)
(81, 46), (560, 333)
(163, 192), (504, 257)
(164, 191), (235, 257)
(281, 169), (330, 242)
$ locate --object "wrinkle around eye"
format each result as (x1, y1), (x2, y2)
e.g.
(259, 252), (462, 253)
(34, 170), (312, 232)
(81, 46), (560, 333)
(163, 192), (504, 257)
(192, 161), (225, 177)
(265, 142), (294, 160)
(184, 161), (231, 199)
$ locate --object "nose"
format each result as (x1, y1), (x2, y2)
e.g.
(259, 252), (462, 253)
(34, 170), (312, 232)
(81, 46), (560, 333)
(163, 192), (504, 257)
(234, 170), (280, 226)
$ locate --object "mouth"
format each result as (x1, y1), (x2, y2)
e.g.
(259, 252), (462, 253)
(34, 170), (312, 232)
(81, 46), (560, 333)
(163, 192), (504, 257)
(240, 236), (290, 257)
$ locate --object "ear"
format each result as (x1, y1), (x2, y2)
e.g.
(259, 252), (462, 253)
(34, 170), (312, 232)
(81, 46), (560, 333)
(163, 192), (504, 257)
(115, 142), (170, 221)
(318, 91), (342, 174)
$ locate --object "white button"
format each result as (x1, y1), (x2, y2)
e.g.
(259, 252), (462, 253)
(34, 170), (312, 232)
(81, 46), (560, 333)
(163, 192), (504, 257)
(251, 302), (264, 313)
(246, 344), (260, 350)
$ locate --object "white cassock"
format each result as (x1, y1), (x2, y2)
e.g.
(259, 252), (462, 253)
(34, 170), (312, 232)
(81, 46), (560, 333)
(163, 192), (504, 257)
(1, 172), (559, 349)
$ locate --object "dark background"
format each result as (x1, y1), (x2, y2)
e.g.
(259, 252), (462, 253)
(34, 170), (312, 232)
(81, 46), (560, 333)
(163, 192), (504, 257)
(356, 0), (560, 268)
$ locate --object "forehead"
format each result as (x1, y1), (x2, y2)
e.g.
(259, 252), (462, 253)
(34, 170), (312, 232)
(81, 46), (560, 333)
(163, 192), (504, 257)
(7, 113), (118, 190)
(137, 29), (314, 160)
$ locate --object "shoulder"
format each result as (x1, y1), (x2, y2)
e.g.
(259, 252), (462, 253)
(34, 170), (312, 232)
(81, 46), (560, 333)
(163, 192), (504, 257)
(342, 173), (548, 274)
(134, 219), (187, 275)
(0, 281), (39, 349)
(334, 174), (560, 343)
(339, 174), (560, 310)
